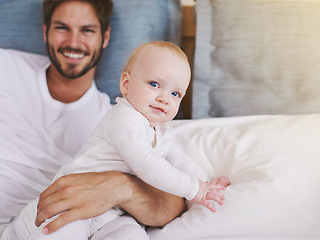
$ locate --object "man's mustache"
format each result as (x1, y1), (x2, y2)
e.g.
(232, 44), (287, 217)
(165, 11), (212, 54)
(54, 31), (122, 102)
(57, 47), (90, 56)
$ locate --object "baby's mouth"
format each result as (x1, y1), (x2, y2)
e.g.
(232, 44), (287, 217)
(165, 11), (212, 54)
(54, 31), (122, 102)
(151, 106), (166, 113)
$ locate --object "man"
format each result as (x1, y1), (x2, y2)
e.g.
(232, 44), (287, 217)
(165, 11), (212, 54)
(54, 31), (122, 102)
(0, 0), (186, 237)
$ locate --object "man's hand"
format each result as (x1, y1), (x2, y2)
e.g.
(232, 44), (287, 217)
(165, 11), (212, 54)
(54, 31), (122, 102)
(35, 172), (126, 234)
(35, 171), (186, 234)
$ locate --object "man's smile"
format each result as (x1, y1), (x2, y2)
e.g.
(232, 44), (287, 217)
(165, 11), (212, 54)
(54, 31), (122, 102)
(58, 47), (89, 60)
(63, 52), (86, 59)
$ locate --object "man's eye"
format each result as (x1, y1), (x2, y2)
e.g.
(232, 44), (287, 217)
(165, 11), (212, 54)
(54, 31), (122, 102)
(171, 91), (180, 97)
(83, 29), (95, 33)
(55, 26), (67, 31)
(149, 82), (159, 88)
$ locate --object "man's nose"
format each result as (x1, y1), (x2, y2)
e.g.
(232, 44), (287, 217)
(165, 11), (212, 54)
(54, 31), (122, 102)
(68, 31), (82, 48)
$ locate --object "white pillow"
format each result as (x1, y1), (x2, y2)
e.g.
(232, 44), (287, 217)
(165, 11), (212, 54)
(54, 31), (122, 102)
(192, 0), (320, 118)
(148, 114), (320, 239)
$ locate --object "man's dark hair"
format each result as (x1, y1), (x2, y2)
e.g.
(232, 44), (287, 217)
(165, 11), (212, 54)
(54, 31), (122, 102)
(43, 0), (113, 34)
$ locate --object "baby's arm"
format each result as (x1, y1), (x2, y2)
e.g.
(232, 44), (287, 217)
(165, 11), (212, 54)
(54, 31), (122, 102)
(105, 112), (199, 200)
(166, 136), (230, 212)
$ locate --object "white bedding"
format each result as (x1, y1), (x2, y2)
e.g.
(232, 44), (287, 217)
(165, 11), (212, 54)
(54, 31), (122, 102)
(148, 114), (320, 239)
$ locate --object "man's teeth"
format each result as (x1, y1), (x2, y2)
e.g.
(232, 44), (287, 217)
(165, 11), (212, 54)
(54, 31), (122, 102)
(63, 52), (85, 59)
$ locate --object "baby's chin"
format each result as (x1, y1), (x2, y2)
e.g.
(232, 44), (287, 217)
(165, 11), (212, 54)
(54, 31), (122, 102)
(149, 121), (160, 128)
(148, 118), (162, 127)
(149, 118), (173, 128)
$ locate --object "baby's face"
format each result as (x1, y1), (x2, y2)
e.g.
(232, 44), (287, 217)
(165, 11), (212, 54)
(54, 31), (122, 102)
(121, 46), (190, 127)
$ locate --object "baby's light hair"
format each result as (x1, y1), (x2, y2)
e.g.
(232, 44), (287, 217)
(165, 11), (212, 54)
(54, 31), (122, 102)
(123, 41), (188, 73)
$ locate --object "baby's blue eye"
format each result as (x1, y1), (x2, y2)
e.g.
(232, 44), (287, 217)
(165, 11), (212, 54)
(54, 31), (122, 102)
(150, 82), (159, 88)
(171, 91), (180, 97)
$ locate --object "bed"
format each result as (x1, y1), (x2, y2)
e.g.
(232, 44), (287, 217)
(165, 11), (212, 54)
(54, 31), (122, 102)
(0, 0), (319, 239)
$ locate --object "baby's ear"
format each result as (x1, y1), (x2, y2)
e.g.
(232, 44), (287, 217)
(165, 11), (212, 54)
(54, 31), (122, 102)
(120, 72), (130, 96)
(43, 24), (47, 43)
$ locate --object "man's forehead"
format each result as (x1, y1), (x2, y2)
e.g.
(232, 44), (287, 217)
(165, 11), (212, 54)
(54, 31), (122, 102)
(51, 1), (100, 25)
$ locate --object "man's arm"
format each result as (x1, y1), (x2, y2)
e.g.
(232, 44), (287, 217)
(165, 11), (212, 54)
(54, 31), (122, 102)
(35, 171), (187, 234)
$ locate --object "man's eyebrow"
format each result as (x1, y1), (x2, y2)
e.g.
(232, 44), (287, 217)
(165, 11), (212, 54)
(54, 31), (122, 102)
(51, 21), (99, 29)
(51, 21), (67, 26)
(52, 21), (99, 28)
(81, 25), (99, 29)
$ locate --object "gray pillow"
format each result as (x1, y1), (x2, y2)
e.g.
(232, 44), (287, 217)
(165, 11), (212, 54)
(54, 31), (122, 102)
(192, 0), (320, 118)
(0, 0), (45, 54)
(0, 0), (182, 103)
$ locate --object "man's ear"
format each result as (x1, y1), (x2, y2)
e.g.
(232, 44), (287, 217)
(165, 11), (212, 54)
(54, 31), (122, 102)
(102, 26), (111, 49)
(43, 24), (48, 43)
(120, 72), (130, 96)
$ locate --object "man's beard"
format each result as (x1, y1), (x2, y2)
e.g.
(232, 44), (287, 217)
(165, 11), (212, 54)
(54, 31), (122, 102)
(46, 41), (103, 79)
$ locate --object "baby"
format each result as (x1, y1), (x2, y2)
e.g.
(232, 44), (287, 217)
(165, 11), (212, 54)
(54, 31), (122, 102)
(27, 41), (230, 239)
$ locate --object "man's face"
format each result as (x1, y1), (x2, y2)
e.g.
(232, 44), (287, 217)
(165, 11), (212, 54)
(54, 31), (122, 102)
(44, 1), (109, 79)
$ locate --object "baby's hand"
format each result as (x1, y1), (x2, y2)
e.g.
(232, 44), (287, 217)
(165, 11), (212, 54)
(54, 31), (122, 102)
(209, 176), (231, 189)
(191, 177), (230, 212)
(206, 177), (230, 205)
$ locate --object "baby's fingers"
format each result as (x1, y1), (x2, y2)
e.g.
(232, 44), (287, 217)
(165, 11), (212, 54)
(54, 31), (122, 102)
(217, 177), (231, 187)
(200, 199), (216, 213)
(207, 177), (230, 190)
(207, 182), (226, 191)
(206, 190), (225, 205)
